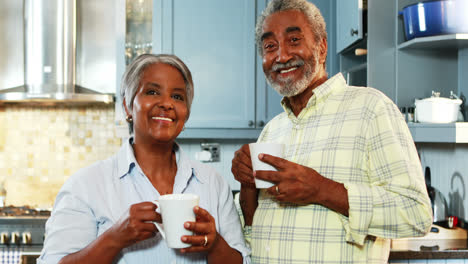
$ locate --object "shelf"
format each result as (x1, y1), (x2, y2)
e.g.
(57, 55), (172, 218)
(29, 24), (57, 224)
(346, 62), (367, 74)
(408, 122), (468, 143)
(398, 34), (468, 50)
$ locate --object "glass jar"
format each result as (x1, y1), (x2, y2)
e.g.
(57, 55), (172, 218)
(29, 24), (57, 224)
(125, 0), (153, 65)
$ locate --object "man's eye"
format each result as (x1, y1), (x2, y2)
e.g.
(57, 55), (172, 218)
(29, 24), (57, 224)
(291, 37), (300, 43)
(264, 43), (276, 51)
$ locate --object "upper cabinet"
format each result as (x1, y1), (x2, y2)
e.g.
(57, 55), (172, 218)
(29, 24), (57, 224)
(335, 0), (369, 90)
(346, 0), (468, 143)
(162, 0), (257, 130)
(118, 0), (336, 139)
(336, 0), (366, 53)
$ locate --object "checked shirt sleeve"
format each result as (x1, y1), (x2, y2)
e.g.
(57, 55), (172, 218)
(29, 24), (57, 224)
(340, 97), (432, 246)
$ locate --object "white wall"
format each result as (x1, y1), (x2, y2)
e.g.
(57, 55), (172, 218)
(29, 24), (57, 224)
(177, 139), (253, 191)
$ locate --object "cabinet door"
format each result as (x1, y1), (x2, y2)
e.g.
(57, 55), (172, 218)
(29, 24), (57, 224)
(165, 0), (256, 129)
(336, 0), (363, 53)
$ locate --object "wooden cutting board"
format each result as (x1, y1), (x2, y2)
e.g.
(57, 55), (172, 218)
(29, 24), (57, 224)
(391, 225), (468, 251)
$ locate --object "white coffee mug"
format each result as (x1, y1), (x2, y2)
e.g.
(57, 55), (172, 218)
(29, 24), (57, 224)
(249, 142), (284, 189)
(153, 193), (199, 248)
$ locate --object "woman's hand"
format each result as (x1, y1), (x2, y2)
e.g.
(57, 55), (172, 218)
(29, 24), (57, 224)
(108, 202), (161, 249)
(180, 206), (218, 253)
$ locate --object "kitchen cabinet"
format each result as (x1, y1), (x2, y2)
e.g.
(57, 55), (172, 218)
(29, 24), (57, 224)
(351, 0), (468, 144)
(395, 1), (468, 143)
(117, 0), (338, 139)
(336, 0), (366, 54)
(116, 0), (283, 139)
(336, 0), (395, 95)
(336, 0), (368, 89)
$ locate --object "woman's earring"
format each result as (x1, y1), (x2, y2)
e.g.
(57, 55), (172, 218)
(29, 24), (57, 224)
(126, 115), (133, 123)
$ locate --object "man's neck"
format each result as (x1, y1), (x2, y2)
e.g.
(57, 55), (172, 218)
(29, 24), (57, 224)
(288, 74), (328, 117)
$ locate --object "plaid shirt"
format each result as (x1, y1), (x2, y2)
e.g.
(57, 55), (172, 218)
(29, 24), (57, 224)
(245, 73), (432, 263)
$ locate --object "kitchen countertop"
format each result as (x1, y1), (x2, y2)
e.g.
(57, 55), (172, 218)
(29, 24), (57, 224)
(390, 244), (468, 259)
(389, 225), (468, 259)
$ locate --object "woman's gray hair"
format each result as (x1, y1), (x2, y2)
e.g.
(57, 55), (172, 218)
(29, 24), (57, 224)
(255, 0), (327, 55)
(120, 54), (194, 134)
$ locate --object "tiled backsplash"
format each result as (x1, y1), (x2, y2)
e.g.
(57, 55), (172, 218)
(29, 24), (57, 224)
(0, 105), (121, 208)
(0, 105), (250, 208)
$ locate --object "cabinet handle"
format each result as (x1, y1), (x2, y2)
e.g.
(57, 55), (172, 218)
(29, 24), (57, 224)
(350, 28), (358, 36)
(248, 120), (254, 127)
(258, 121), (265, 127)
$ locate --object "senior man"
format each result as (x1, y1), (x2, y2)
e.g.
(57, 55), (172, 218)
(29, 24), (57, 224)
(231, 0), (432, 263)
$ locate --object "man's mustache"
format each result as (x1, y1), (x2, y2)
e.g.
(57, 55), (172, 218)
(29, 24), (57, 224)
(270, 59), (305, 72)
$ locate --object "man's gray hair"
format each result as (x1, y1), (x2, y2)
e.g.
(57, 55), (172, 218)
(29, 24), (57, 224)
(120, 54), (194, 134)
(255, 0), (327, 55)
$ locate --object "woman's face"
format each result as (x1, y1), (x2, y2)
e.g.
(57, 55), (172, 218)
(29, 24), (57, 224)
(128, 63), (188, 144)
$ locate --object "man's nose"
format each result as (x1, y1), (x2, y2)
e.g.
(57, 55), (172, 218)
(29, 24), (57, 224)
(275, 44), (292, 63)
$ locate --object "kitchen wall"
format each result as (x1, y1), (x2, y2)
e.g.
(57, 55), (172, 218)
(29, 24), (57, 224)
(0, 105), (121, 208)
(176, 139), (251, 191)
(2, 105), (467, 223)
(0, 105), (247, 209)
(417, 143), (468, 223)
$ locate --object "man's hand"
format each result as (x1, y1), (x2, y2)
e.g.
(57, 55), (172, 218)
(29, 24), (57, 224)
(231, 144), (256, 188)
(231, 144), (259, 225)
(255, 154), (349, 216)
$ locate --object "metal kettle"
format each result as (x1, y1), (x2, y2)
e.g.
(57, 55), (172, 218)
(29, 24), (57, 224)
(425, 167), (448, 226)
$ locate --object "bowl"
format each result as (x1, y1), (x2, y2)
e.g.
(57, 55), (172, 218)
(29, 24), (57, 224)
(415, 93), (462, 123)
(400, 0), (468, 41)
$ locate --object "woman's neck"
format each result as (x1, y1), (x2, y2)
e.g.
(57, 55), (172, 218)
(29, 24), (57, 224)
(132, 139), (177, 195)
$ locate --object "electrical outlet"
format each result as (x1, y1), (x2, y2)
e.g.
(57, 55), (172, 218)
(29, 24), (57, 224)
(200, 143), (220, 162)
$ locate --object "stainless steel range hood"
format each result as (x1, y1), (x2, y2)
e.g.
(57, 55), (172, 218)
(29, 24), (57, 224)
(0, 0), (114, 105)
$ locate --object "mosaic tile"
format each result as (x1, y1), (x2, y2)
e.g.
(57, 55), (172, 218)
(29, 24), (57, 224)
(0, 105), (122, 207)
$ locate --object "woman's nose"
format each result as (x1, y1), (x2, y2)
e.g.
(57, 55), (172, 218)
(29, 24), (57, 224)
(157, 96), (174, 110)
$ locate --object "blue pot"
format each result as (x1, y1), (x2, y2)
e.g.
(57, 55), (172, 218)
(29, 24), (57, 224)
(400, 0), (468, 41)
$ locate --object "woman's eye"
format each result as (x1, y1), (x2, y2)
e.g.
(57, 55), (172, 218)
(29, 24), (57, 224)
(146, 89), (159, 95)
(172, 94), (185, 101)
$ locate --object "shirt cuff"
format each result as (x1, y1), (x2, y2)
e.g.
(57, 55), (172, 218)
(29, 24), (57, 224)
(233, 192), (252, 247)
(339, 182), (374, 246)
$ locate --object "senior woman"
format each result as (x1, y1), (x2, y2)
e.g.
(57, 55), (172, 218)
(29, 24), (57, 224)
(38, 54), (250, 264)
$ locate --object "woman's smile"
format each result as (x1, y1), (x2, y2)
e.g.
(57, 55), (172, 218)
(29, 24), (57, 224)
(129, 62), (189, 144)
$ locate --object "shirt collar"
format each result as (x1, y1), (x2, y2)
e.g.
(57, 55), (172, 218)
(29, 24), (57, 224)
(280, 73), (346, 116)
(115, 138), (205, 186)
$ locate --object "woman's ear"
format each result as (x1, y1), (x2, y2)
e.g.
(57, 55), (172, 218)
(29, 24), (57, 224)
(123, 98), (131, 117)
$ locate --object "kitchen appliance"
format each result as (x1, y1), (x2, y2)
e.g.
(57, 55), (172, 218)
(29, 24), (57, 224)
(0, 206), (50, 263)
(400, 0), (468, 41)
(0, 0), (114, 105)
(425, 166), (449, 225)
(415, 91), (462, 123)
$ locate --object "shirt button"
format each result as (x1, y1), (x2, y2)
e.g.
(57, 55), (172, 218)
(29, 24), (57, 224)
(265, 244), (270, 252)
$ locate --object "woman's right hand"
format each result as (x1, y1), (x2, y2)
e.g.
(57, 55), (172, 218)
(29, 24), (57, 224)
(108, 202), (161, 249)
(231, 144), (256, 188)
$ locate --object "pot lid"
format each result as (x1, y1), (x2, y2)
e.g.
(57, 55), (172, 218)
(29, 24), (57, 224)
(418, 91), (462, 105)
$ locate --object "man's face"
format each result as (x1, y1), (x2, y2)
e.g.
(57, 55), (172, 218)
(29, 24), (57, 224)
(260, 10), (326, 97)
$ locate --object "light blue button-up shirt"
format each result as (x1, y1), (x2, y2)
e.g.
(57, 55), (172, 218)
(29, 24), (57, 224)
(38, 139), (250, 264)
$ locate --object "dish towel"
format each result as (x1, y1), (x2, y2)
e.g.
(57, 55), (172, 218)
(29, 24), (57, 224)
(0, 247), (22, 264)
